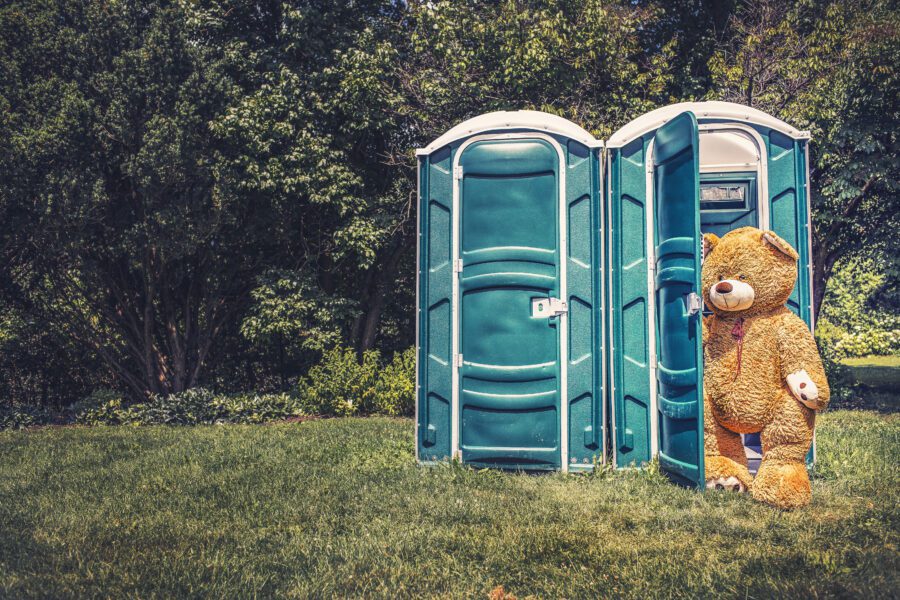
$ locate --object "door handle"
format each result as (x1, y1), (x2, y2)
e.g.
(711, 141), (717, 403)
(685, 292), (703, 316)
(532, 297), (568, 317)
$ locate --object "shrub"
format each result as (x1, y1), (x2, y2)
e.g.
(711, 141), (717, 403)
(817, 256), (900, 359)
(296, 346), (380, 416)
(295, 345), (417, 417)
(133, 388), (230, 425)
(216, 392), (304, 424)
(373, 347), (416, 416)
(816, 317), (900, 360)
(72, 389), (130, 425)
(8, 344), (418, 429)
(73, 388), (305, 426)
(0, 403), (51, 430)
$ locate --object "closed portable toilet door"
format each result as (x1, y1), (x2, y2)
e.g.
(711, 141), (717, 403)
(455, 137), (566, 469)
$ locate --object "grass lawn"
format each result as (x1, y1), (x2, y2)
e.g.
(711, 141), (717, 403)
(842, 355), (900, 391)
(838, 355), (900, 413)
(1, 412), (897, 599)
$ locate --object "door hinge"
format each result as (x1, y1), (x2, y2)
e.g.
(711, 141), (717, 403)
(455, 353), (463, 367)
(453, 165), (463, 180)
(453, 258), (463, 273)
(685, 292), (703, 316)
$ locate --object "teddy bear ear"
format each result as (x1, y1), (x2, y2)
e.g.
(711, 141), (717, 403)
(762, 230), (799, 260)
(702, 233), (720, 260)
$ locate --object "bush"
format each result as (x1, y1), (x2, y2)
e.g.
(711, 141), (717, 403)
(817, 256), (900, 359)
(296, 346), (380, 416)
(73, 388), (304, 427)
(0, 403), (51, 430)
(373, 347), (416, 416)
(816, 317), (900, 360)
(296, 345), (416, 417)
(72, 389), (129, 425)
(5, 344), (417, 429)
(215, 392), (304, 424)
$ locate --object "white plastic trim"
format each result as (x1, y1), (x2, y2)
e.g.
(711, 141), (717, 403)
(598, 148), (608, 467)
(607, 101), (811, 148)
(417, 110), (603, 156)
(698, 124), (770, 231)
(415, 156), (421, 463)
(606, 150), (617, 468)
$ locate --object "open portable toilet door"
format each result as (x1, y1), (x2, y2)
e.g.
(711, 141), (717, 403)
(651, 112), (705, 487)
(608, 102), (815, 485)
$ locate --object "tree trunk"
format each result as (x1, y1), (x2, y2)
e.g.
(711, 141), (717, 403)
(812, 246), (838, 324)
(357, 240), (408, 356)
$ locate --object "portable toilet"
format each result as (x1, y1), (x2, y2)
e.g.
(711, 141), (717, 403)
(416, 102), (815, 484)
(605, 101), (814, 486)
(414, 111), (605, 472)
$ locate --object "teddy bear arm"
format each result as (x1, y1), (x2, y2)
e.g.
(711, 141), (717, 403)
(777, 314), (830, 410)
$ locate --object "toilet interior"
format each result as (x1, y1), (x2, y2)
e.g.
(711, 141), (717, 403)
(697, 127), (764, 473)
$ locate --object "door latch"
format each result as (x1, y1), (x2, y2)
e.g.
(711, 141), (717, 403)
(532, 297), (568, 317)
(685, 292), (703, 316)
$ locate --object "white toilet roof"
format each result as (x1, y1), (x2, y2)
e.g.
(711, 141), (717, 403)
(606, 101), (810, 148)
(416, 110), (603, 155)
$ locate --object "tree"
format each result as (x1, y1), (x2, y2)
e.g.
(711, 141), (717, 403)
(2, 0), (894, 405)
(706, 0), (899, 319)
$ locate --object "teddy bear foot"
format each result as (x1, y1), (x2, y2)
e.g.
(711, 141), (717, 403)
(705, 476), (746, 492)
(704, 455), (753, 492)
(751, 462), (811, 509)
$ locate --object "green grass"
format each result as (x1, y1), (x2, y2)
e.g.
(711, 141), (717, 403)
(842, 354), (900, 390)
(1, 413), (897, 599)
(837, 355), (900, 412)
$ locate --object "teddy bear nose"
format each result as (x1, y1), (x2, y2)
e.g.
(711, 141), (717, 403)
(715, 281), (733, 294)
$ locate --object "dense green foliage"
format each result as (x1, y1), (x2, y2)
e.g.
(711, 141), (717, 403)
(0, 413), (896, 597)
(73, 388), (304, 426)
(296, 345), (415, 417)
(0, 345), (414, 429)
(0, 0), (897, 406)
(817, 256), (900, 359)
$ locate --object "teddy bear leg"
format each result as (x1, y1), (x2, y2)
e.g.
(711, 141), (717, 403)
(751, 394), (815, 509)
(704, 395), (752, 492)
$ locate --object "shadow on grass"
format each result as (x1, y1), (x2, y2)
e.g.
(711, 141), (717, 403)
(833, 355), (900, 413)
(830, 388), (900, 413)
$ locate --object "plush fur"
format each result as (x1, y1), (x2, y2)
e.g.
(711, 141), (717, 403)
(701, 227), (829, 509)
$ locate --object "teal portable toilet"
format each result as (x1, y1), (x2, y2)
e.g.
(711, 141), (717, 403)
(415, 111), (605, 472)
(606, 101), (815, 486)
(417, 102), (815, 482)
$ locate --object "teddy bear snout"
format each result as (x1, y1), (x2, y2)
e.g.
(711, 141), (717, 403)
(708, 279), (755, 311)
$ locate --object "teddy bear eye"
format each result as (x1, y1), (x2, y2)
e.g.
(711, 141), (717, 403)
(738, 274), (746, 280)
(718, 275), (724, 281)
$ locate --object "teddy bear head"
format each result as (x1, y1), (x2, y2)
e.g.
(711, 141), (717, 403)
(701, 226), (799, 317)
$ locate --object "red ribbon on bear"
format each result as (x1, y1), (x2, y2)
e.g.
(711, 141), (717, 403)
(731, 317), (745, 380)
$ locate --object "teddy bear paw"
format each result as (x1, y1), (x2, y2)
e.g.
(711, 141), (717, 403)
(786, 369), (820, 408)
(705, 476), (747, 492)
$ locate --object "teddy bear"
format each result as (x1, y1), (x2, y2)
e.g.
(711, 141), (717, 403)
(701, 226), (829, 509)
